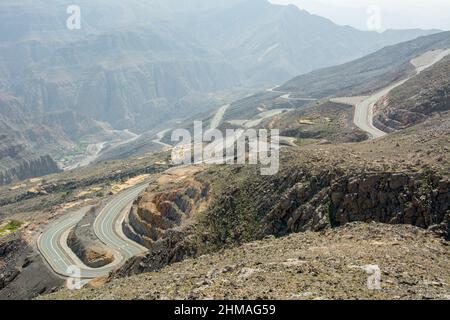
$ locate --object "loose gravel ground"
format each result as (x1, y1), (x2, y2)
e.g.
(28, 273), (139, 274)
(44, 222), (450, 300)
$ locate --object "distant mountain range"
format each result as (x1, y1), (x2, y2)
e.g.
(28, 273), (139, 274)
(280, 31), (450, 98)
(182, 0), (439, 85)
(221, 31), (450, 135)
(0, 0), (442, 184)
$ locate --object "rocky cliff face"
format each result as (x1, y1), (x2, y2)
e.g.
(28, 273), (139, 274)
(0, 135), (60, 186)
(265, 172), (450, 239)
(115, 168), (209, 277)
(0, 233), (62, 299)
(67, 207), (114, 268)
(123, 169), (209, 250)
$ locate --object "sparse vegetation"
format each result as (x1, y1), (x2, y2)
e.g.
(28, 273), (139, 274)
(0, 220), (24, 237)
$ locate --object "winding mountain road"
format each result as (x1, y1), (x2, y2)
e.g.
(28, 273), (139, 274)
(152, 129), (172, 148)
(39, 97), (285, 281)
(266, 86), (317, 102)
(38, 183), (149, 279)
(210, 104), (230, 130)
(38, 49), (450, 281)
(93, 184), (149, 259)
(333, 49), (450, 139)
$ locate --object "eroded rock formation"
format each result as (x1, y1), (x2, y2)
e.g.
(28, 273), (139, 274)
(67, 207), (114, 268)
(266, 172), (450, 239)
(123, 169), (209, 249)
(0, 135), (60, 186)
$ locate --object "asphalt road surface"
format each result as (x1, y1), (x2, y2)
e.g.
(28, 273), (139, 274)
(38, 183), (149, 279)
(334, 49), (450, 139)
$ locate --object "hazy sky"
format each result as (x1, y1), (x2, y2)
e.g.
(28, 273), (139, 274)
(270, 0), (450, 31)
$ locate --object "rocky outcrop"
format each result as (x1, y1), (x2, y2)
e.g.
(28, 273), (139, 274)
(265, 172), (450, 239)
(123, 178), (209, 250)
(0, 135), (60, 186)
(0, 233), (62, 299)
(115, 169), (209, 277)
(67, 207), (114, 268)
(113, 227), (197, 278)
(331, 174), (449, 231)
(0, 235), (23, 290)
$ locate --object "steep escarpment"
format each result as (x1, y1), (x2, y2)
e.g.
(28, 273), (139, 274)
(374, 54), (450, 132)
(67, 207), (114, 268)
(118, 167), (209, 276)
(0, 233), (62, 300)
(265, 171), (449, 239)
(0, 135), (60, 186)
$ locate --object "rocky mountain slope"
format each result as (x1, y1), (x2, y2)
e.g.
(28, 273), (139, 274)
(99, 109), (449, 281)
(374, 54), (450, 131)
(279, 31), (450, 98)
(0, 135), (60, 186)
(1, 110), (449, 299)
(0, 151), (170, 299)
(0, 93), (115, 153)
(43, 223), (450, 300)
(36, 109), (449, 300)
(0, 233), (62, 300)
(0, 0), (437, 166)
(1, 1), (449, 300)
(216, 32), (450, 138)
(67, 207), (114, 268)
(181, 0), (437, 85)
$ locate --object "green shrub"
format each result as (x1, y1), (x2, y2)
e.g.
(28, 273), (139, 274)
(0, 220), (24, 237)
